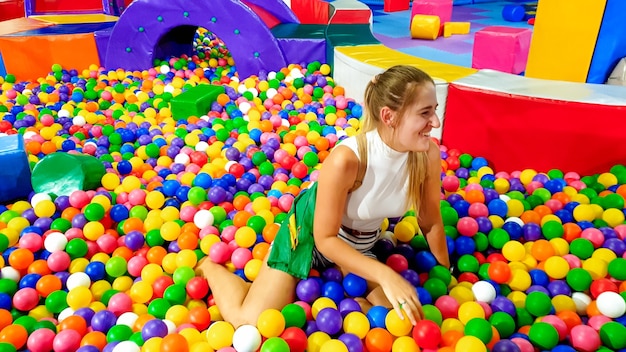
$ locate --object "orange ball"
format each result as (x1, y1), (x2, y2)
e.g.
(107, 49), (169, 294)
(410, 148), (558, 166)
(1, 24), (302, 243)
(530, 239), (555, 261)
(8, 248), (34, 270)
(365, 328), (393, 352)
(80, 331), (107, 350)
(36, 275), (62, 297)
(0, 324), (28, 349)
(488, 261), (511, 284)
(28, 259), (52, 276)
(262, 224), (279, 244)
(161, 333), (189, 352)
(0, 310), (12, 331)
(146, 246), (167, 265)
(59, 315), (88, 336)
(178, 232), (199, 250)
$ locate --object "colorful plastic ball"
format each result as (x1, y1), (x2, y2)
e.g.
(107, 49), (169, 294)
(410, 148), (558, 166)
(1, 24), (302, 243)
(53, 329), (82, 352)
(472, 281), (496, 303)
(528, 322), (559, 350)
(365, 328), (393, 352)
(260, 336), (290, 352)
(412, 319), (441, 349)
(27, 327), (55, 352)
(232, 325), (262, 352)
(599, 321), (626, 350)
(280, 327), (308, 352)
(570, 325), (601, 352)
(464, 318), (492, 344)
(12, 288), (39, 311)
(257, 309), (286, 338)
(296, 278), (321, 303)
(596, 291), (626, 318)
(343, 273), (367, 297)
(491, 339), (521, 352)
(281, 303), (306, 329)
(455, 335), (487, 352)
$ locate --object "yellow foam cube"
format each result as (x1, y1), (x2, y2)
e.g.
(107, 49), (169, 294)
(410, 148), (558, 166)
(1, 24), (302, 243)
(444, 22), (471, 38)
(410, 14), (440, 40)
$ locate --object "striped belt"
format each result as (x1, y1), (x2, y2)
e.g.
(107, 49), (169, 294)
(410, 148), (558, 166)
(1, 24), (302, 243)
(340, 225), (379, 237)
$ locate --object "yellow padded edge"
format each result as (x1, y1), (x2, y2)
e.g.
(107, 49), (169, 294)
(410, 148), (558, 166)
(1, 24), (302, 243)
(29, 14), (119, 24)
(335, 44), (477, 82)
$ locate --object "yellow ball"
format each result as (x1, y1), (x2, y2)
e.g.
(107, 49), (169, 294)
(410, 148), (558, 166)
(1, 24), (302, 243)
(165, 305), (190, 326)
(502, 241), (526, 262)
(308, 331), (331, 352)
(519, 169), (538, 185)
(592, 248), (617, 263)
(573, 204), (595, 222)
(392, 336), (420, 352)
(256, 308), (285, 338)
(449, 285), (475, 304)
(506, 199), (525, 218)
(343, 312), (370, 339)
(544, 256), (569, 279)
(582, 257), (608, 280)
(67, 286), (93, 310)
(597, 172), (618, 188)
(458, 301), (485, 325)
(394, 220), (416, 243)
(508, 269), (532, 291)
(206, 321), (235, 350)
(455, 335), (487, 352)
(441, 318), (464, 334)
(602, 208), (625, 227)
(243, 258), (262, 281)
(311, 297), (337, 319)
(385, 310), (412, 337)
(320, 339), (348, 352)
(129, 281), (153, 304)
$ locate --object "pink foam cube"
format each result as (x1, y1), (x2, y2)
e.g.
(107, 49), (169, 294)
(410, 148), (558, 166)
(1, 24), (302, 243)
(411, 0), (453, 24)
(472, 26), (533, 74)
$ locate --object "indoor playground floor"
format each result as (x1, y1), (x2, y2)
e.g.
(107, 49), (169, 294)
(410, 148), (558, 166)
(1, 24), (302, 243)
(367, 1), (533, 68)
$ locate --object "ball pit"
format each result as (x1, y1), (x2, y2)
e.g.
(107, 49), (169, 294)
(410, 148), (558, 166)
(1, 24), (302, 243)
(1, 27), (626, 352)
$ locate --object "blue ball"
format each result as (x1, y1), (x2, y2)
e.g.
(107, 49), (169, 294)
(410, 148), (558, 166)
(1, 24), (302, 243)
(343, 273), (367, 297)
(416, 287), (432, 305)
(366, 305), (388, 328)
(193, 173), (213, 189)
(85, 262), (106, 281)
(109, 204), (129, 223)
(487, 199), (508, 218)
(116, 160), (132, 175)
(529, 269), (549, 287)
(415, 251), (437, 273)
(322, 281), (344, 304)
(0, 293), (11, 310)
(455, 236), (476, 256)
(19, 273), (41, 289)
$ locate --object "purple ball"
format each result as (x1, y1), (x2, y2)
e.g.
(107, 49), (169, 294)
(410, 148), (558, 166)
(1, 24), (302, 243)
(316, 308), (342, 335)
(208, 186), (227, 204)
(71, 213), (88, 229)
(339, 298), (362, 317)
(548, 280), (571, 297)
(401, 269), (420, 287)
(77, 346), (101, 352)
(168, 241), (181, 253)
(141, 319), (169, 340)
(339, 333), (364, 352)
(523, 223), (542, 241)
(446, 193), (464, 206)
(296, 278), (321, 303)
(236, 178), (252, 191)
(304, 320), (319, 335)
(532, 174), (549, 184)
(124, 231), (145, 251)
(491, 339), (521, 352)
(258, 175), (274, 190)
(102, 342), (120, 352)
(491, 296), (517, 316)
(603, 238), (626, 256)
(74, 308), (95, 325)
(55, 271), (70, 288)
(322, 267), (343, 283)
(21, 208), (37, 224)
(455, 167), (469, 179)
(247, 183), (265, 194)
(91, 310), (117, 333)
(476, 216), (493, 233)
(526, 285), (551, 296)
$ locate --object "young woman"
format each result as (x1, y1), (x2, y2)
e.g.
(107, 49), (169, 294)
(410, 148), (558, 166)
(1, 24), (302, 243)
(197, 65), (450, 328)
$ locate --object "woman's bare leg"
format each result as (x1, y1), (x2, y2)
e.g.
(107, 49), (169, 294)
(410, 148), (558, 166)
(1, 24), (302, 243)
(197, 256), (298, 328)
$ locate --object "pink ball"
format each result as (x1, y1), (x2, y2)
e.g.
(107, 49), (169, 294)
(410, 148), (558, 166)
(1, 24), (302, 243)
(588, 315), (611, 331)
(464, 183), (483, 192)
(564, 171), (581, 182)
(570, 325), (601, 352)
(127, 256), (148, 277)
(97, 234), (118, 254)
(19, 233), (43, 252)
(116, 192), (129, 204)
(468, 203), (489, 218)
(179, 206), (198, 222)
(199, 226), (219, 238)
(540, 315), (568, 341)
(614, 225), (626, 240)
(562, 254), (581, 269)
(294, 301), (312, 320)
(511, 337), (535, 352)
(434, 295), (459, 320)
(47, 251), (71, 272)
(477, 301), (492, 319)
(495, 171), (510, 179)
(209, 241), (231, 264)
(385, 254), (408, 273)
(267, 196), (279, 207)
(278, 195), (294, 212)
(231, 247), (253, 269)
(457, 217), (479, 237)
(544, 199), (564, 212)
(221, 226), (237, 243)
(65, 228), (83, 240)
(309, 170), (320, 182)
(128, 189), (147, 206)
(581, 228), (604, 247)
(569, 180), (586, 191)
(243, 202), (255, 214)
(69, 190), (90, 208)
(525, 181), (544, 194)
(510, 171), (522, 179)
(13, 288), (40, 311)
(27, 328), (56, 352)
(442, 175), (460, 192)
(53, 329), (81, 352)
(293, 136), (308, 149)
(274, 173), (289, 182)
(108, 293), (133, 315)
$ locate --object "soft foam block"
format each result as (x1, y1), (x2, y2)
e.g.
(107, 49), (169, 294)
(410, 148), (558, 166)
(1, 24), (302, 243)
(411, 0), (453, 25)
(0, 134), (33, 202)
(472, 26), (532, 74)
(443, 22), (470, 37)
(31, 153), (105, 197)
(170, 84), (226, 120)
(411, 15), (441, 40)
(525, 0), (606, 83)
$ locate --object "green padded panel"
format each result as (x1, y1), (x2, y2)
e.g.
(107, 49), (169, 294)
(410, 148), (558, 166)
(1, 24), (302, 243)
(31, 153), (105, 197)
(170, 84), (225, 120)
(271, 24), (327, 39)
(326, 24), (380, 48)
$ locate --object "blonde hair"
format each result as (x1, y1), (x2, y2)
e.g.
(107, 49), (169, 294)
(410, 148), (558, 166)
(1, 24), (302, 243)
(361, 65), (434, 216)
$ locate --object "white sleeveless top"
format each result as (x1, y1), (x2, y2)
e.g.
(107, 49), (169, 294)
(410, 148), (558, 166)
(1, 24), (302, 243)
(336, 129), (410, 232)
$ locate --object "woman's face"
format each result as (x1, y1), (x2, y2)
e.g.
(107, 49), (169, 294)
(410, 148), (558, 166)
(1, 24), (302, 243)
(393, 83), (440, 152)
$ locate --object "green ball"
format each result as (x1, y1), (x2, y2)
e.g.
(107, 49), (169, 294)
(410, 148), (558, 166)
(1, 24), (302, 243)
(33, 320), (57, 332)
(603, 193), (625, 209)
(281, 303), (306, 328)
(533, 189), (552, 203)
(599, 321), (626, 350)
(0, 279), (17, 295)
(429, 265), (452, 286)
(65, 238), (88, 260)
(487, 228), (510, 249)
(566, 267), (593, 291)
(441, 207), (459, 226)
(130, 331), (145, 346)
(107, 324), (133, 342)
(105, 256), (128, 277)
(422, 304), (443, 325)
(0, 342), (16, 352)
(569, 238), (594, 260)
(444, 225), (459, 240)
(473, 232), (489, 252)
(258, 161), (275, 176)
(209, 206), (227, 225)
(302, 152), (319, 167)
(457, 254), (479, 273)
(410, 235), (428, 250)
(489, 311), (516, 338)
(145, 229), (165, 247)
(541, 220), (564, 240)
(525, 291), (552, 317)
(45, 290), (69, 314)
(464, 318), (493, 344)
(251, 151), (267, 166)
(187, 186), (207, 205)
(459, 154), (473, 169)
(608, 258), (626, 281)
(129, 205), (149, 220)
(145, 143), (161, 158)
(247, 215), (267, 234)
(173, 266), (195, 285)
(515, 307), (534, 327)
(163, 284), (187, 305)
(148, 298), (171, 319)
(547, 169), (564, 180)
(13, 315), (36, 334)
(422, 278), (448, 301)
(478, 263), (491, 280)
(50, 218), (72, 232)
(528, 322), (559, 350)
(260, 337), (290, 352)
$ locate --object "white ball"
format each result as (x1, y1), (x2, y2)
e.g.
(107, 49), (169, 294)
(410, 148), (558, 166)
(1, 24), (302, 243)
(232, 324), (262, 352)
(224, 160), (237, 172)
(72, 115), (86, 126)
(44, 232), (68, 252)
(164, 84), (175, 94)
(195, 141), (209, 152)
(572, 292), (592, 315)
(66, 272), (91, 290)
(237, 84), (247, 94)
(174, 153), (190, 165)
(247, 88), (258, 97)
(504, 216), (524, 227)
(267, 71), (277, 80)
(231, 76), (240, 83)
(472, 281), (497, 303)
(117, 312), (139, 328)
(193, 209), (214, 229)
(23, 131), (37, 140)
(58, 307), (76, 322)
(239, 101), (251, 114)
(0, 267), (20, 282)
(163, 319), (176, 334)
(112, 341), (140, 352)
(58, 109), (71, 118)
(290, 68), (304, 79)
(266, 88), (278, 99)
(160, 65), (170, 74)
(380, 231), (397, 246)
(31, 193), (52, 208)
(499, 194), (511, 203)
(596, 291), (626, 318)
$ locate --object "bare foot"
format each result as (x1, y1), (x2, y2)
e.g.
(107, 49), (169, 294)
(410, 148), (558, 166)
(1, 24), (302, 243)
(195, 256), (214, 278)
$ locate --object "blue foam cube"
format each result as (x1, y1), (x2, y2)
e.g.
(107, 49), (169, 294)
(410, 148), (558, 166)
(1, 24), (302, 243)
(0, 134), (33, 202)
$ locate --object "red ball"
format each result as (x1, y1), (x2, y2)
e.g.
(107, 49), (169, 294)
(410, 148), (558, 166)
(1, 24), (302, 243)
(442, 175), (460, 192)
(385, 254), (409, 273)
(152, 276), (174, 298)
(218, 202), (235, 214)
(291, 162), (308, 179)
(186, 277), (209, 300)
(198, 201), (215, 210)
(412, 319), (442, 349)
(446, 156), (460, 171)
(590, 278), (619, 299)
(280, 155), (297, 170)
(228, 163), (245, 178)
(190, 151), (208, 166)
(458, 272), (479, 284)
(280, 327), (308, 352)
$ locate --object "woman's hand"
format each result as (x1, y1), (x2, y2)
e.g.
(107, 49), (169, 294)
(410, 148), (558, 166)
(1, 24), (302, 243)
(379, 267), (423, 325)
